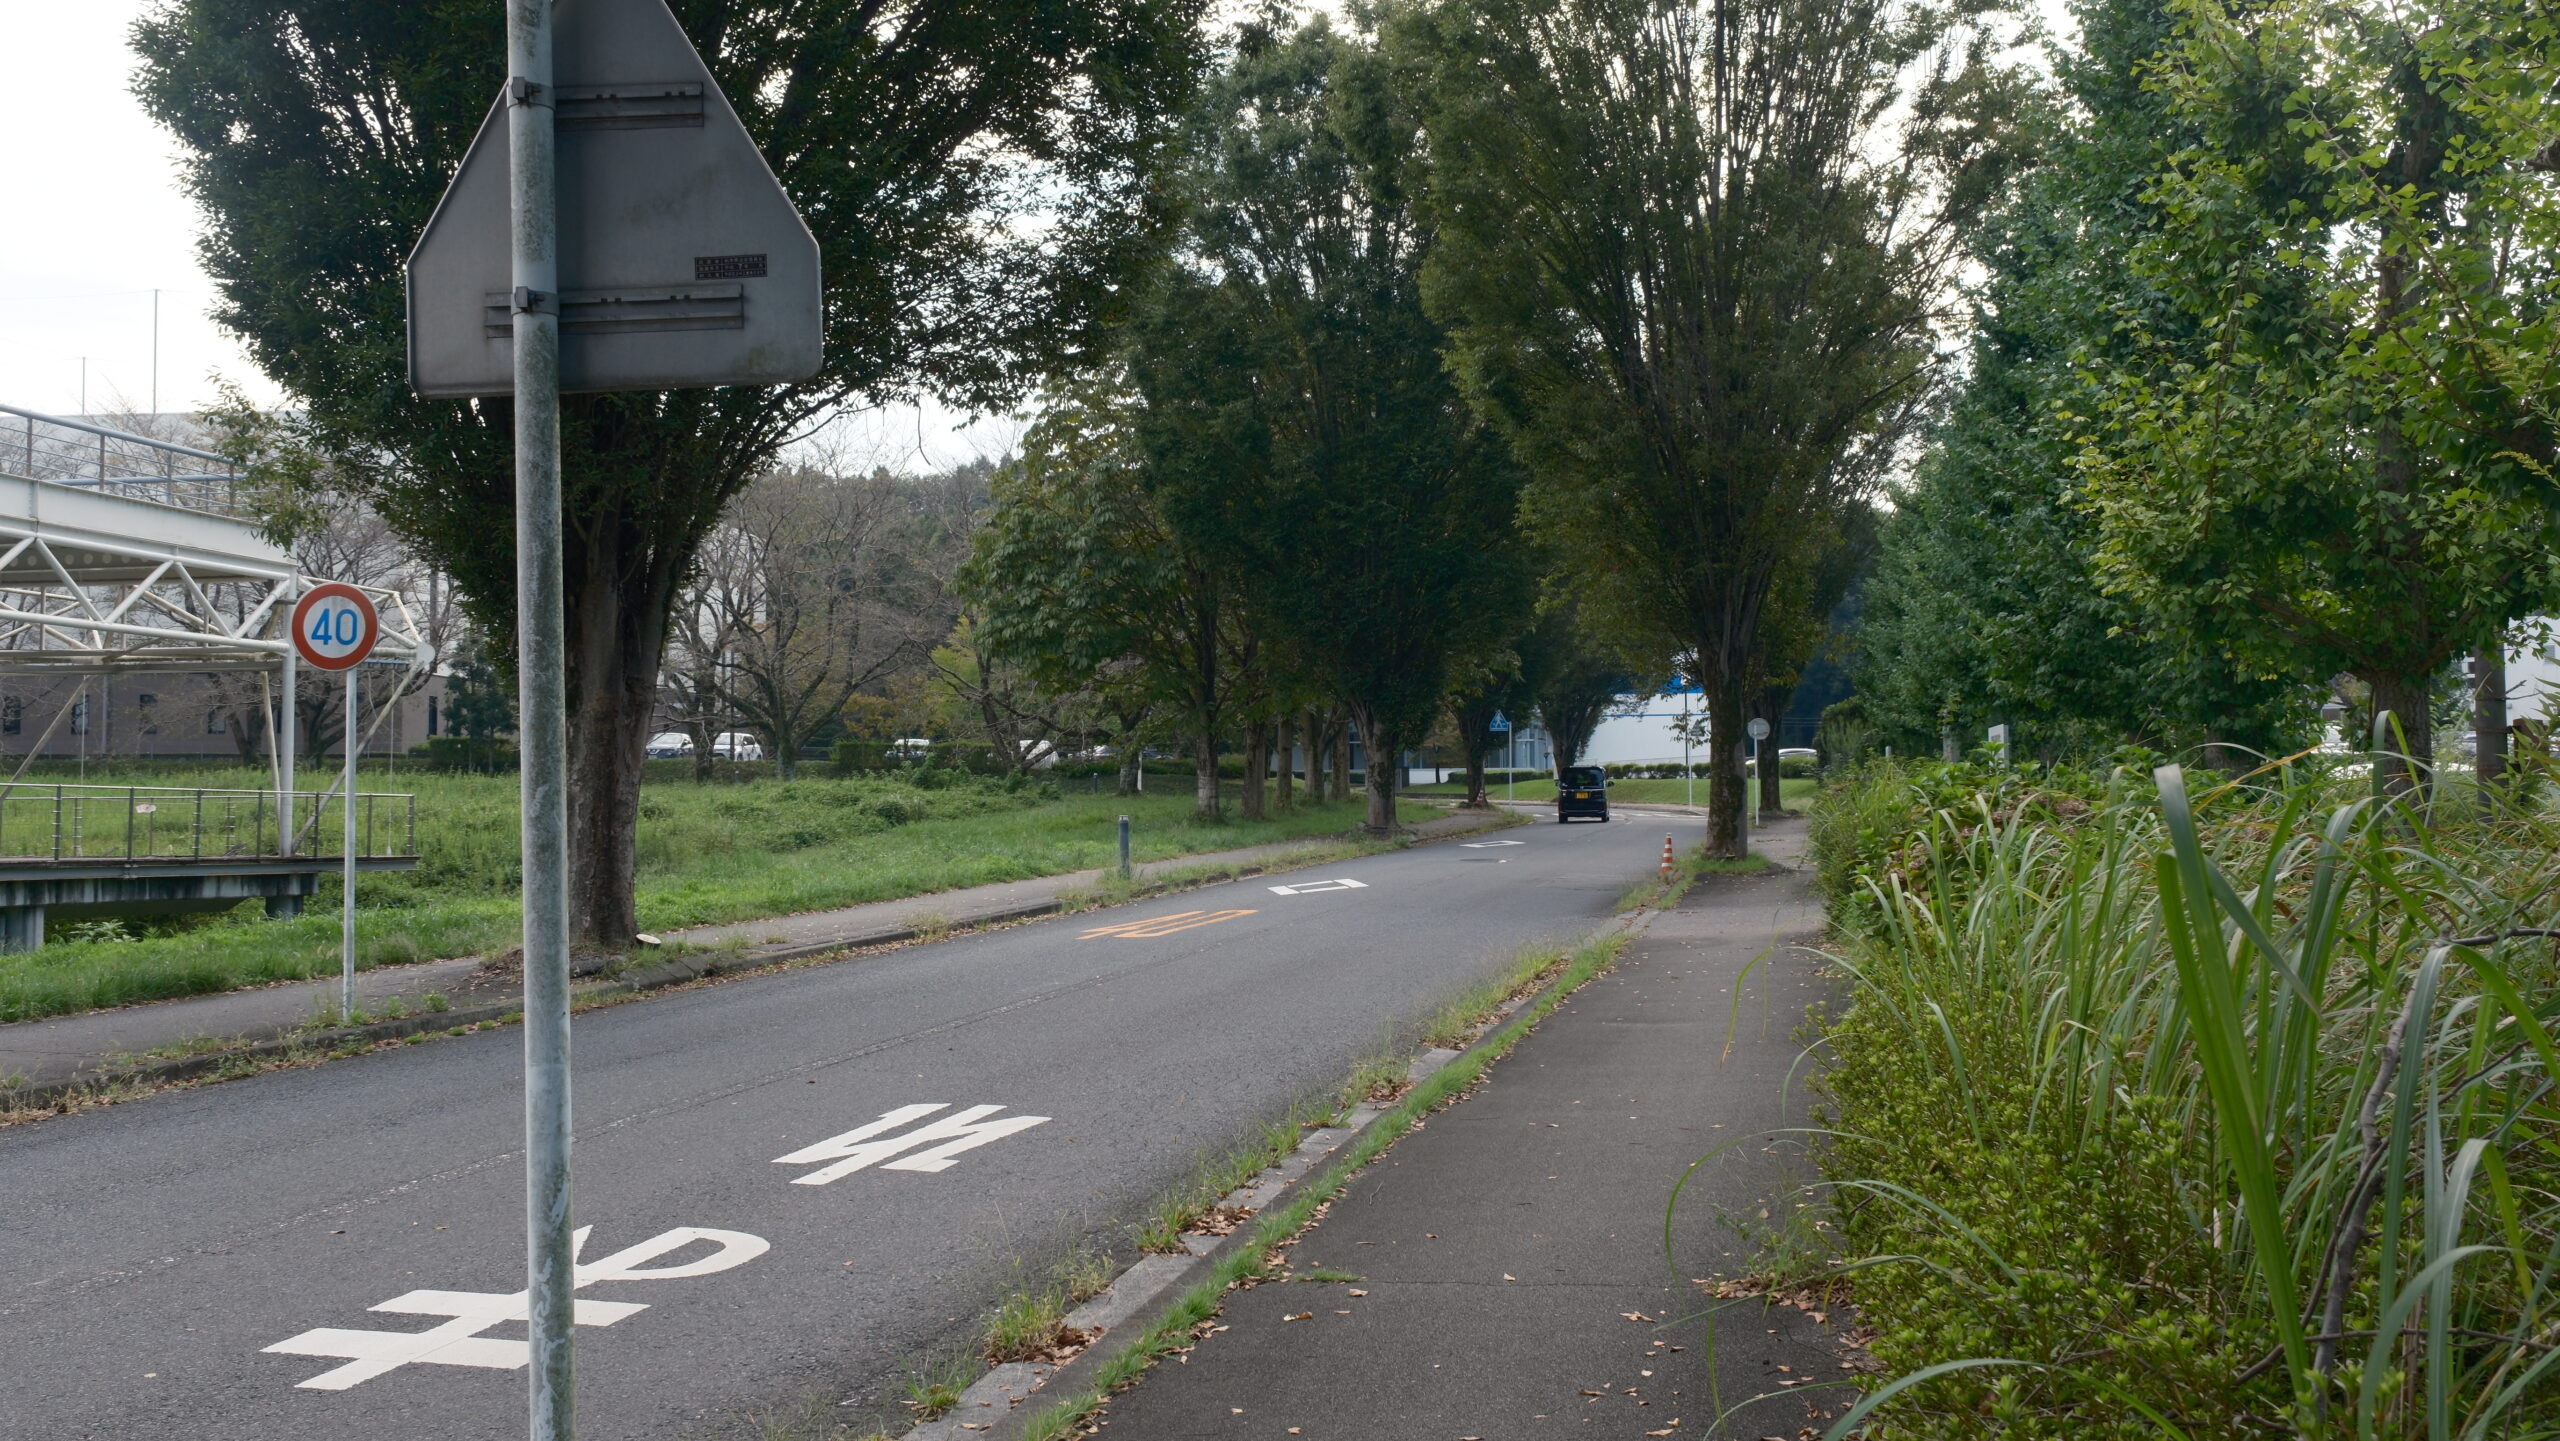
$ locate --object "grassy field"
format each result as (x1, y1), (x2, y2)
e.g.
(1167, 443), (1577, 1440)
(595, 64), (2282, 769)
(1405, 774), (1817, 808)
(0, 764), (1419, 1024)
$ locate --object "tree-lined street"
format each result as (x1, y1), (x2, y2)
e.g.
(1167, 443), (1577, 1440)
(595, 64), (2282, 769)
(0, 816), (1694, 1441)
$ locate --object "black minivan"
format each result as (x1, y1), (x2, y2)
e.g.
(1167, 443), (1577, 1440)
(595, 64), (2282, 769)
(1556, 765), (1610, 823)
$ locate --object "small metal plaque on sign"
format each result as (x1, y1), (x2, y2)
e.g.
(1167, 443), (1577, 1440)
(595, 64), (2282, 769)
(694, 254), (768, 280)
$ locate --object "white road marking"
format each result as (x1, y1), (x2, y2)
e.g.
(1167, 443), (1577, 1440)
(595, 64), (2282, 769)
(775, 1104), (1051, 1184)
(1459, 839), (1525, 849)
(1266, 877), (1370, 896)
(264, 1225), (768, 1389)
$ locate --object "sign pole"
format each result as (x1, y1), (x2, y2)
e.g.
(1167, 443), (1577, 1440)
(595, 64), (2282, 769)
(506, 2), (576, 1437)
(341, 666), (359, 1023)
(279, 642), (296, 861)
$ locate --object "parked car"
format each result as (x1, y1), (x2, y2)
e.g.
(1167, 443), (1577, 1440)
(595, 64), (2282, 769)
(710, 731), (763, 761)
(887, 737), (934, 761)
(644, 732), (694, 758)
(1556, 764), (1610, 823)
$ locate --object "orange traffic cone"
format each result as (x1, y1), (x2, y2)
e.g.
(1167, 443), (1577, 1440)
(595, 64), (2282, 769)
(1660, 835), (1676, 881)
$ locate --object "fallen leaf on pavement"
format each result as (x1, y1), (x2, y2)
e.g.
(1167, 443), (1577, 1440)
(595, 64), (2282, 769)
(1347, 1289), (1368, 1297)
(1283, 1312), (1313, 1322)
(1622, 1312), (1655, 1322)
(1579, 1389), (1603, 1397)
(1503, 1274), (1517, 1282)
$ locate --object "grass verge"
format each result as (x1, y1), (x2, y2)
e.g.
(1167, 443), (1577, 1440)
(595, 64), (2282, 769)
(0, 777), (1428, 1024)
(1615, 843), (1772, 914)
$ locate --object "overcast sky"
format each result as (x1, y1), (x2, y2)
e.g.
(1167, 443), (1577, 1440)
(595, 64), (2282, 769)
(3, 1), (2066, 464)
(0, 1), (1025, 473)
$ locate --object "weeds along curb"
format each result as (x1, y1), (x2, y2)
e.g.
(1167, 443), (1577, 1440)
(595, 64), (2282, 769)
(0, 812), (1524, 1120)
(901, 921), (1645, 1441)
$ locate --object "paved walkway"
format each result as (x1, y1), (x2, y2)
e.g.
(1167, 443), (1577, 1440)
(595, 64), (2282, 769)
(1080, 814), (1861, 1441)
(0, 811), (1507, 1093)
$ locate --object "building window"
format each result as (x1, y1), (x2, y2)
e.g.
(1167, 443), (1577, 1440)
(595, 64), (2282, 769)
(0, 698), (18, 736)
(206, 709), (228, 736)
(70, 697), (87, 735)
(137, 692), (160, 736)
(427, 695), (440, 736)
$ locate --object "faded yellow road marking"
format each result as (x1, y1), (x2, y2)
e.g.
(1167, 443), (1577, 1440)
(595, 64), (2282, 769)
(1079, 909), (1258, 939)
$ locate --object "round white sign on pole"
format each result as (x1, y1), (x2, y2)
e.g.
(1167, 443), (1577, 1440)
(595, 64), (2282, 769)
(291, 583), (381, 671)
(1746, 717), (1771, 741)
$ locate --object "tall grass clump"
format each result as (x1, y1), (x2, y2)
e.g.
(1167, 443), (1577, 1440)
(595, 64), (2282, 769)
(1806, 755), (2560, 1439)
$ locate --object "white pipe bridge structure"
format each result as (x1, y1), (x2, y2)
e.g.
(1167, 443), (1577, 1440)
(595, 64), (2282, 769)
(0, 403), (433, 950)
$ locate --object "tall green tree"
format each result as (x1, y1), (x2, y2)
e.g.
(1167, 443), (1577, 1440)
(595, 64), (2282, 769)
(1393, 0), (2028, 854)
(2074, 0), (2560, 787)
(1523, 601), (1629, 778)
(960, 387), (1247, 819)
(134, 0), (1205, 942)
(1854, 0), (2317, 766)
(1128, 14), (1531, 832)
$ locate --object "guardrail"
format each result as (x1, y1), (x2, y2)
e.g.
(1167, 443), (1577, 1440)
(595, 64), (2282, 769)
(0, 403), (248, 519)
(0, 783), (416, 864)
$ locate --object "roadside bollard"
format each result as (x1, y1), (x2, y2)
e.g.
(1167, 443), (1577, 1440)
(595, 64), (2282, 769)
(1660, 834), (1675, 881)
(1118, 814), (1132, 881)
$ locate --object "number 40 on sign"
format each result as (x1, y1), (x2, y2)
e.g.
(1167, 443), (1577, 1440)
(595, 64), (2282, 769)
(291, 583), (381, 671)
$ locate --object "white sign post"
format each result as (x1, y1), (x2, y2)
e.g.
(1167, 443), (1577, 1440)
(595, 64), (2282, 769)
(292, 584), (379, 1024)
(1744, 715), (1772, 856)
(408, 3), (820, 1437)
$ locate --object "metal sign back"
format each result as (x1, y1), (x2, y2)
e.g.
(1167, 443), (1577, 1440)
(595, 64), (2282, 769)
(406, 0), (821, 397)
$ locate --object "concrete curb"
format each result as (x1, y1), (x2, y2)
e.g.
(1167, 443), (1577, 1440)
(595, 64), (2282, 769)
(1, 815), (1524, 1115)
(902, 906), (1661, 1441)
(900, 1046), (1469, 1441)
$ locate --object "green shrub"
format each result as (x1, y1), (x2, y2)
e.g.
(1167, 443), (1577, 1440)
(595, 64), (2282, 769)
(409, 736), (518, 773)
(1796, 758), (2560, 1438)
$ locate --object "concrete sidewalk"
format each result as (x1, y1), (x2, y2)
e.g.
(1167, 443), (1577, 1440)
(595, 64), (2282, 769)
(0, 809), (1510, 1096)
(1075, 814), (1861, 1441)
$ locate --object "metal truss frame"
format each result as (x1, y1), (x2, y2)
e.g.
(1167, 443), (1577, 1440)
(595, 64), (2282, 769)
(0, 524), (430, 677)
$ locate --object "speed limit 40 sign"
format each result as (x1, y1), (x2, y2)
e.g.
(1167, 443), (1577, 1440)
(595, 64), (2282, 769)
(291, 583), (381, 671)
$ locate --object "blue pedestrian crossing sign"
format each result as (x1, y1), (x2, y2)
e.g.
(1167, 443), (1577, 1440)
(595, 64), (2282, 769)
(1489, 711), (1512, 732)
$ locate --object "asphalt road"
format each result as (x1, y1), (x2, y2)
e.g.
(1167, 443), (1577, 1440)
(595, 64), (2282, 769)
(0, 810), (1701, 1441)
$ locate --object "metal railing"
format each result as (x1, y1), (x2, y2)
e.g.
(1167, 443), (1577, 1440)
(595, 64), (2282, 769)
(0, 783), (416, 864)
(0, 403), (248, 519)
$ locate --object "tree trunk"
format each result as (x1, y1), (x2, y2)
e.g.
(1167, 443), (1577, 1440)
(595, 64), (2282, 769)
(1241, 721), (1268, 821)
(563, 541), (678, 949)
(2365, 671), (2432, 800)
(1755, 692), (1785, 817)
(1331, 722), (1352, 803)
(2475, 648), (2508, 806)
(1706, 677), (1750, 857)
(1359, 710), (1399, 833)
(1307, 710), (1329, 801)
(1463, 728), (1489, 807)
(1192, 731), (1221, 820)
(1274, 717), (1295, 812)
(1118, 744), (1143, 796)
